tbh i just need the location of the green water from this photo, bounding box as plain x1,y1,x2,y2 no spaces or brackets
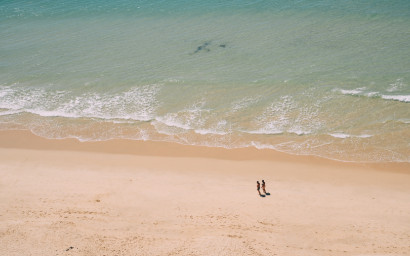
1,0,409,162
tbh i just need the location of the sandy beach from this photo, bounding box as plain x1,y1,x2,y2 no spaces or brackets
0,130,409,256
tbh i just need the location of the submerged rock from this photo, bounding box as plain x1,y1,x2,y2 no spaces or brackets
191,41,227,54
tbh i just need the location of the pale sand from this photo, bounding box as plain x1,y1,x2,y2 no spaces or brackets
0,130,409,256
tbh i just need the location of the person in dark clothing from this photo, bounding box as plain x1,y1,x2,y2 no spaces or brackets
257,181,262,196
261,180,267,194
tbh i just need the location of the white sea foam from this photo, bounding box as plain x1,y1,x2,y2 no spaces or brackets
231,96,260,112
245,127,284,135
194,129,228,135
329,133,351,138
0,109,22,116
252,96,296,134
244,127,310,136
387,78,406,92
0,86,41,110
338,87,366,95
329,133,373,139
154,117,192,131
0,84,161,121
26,109,82,119
194,120,230,135
364,91,380,97
287,129,311,136
381,94,410,103
337,87,380,99
250,141,277,150
153,104,231,137
151,121,179,136
0,87,12,98
250,95,322,136
397,119,410,124
336,86,410,103
0,83,405,163
154,100,210,132
357,134,372,138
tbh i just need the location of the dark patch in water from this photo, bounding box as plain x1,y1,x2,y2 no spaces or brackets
193,41,211,54
191,41,228,55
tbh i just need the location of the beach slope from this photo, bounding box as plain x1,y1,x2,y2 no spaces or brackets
0,130,409,255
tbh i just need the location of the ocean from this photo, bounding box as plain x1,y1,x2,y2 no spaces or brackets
1,0,409,162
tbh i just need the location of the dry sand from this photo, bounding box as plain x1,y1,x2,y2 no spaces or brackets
0,130,409,256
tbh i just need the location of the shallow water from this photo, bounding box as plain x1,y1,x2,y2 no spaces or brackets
1,0,409,162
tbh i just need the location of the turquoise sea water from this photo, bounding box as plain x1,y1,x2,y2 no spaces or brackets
1,0,409,162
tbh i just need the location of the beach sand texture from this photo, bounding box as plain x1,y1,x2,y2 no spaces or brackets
0,130,409,255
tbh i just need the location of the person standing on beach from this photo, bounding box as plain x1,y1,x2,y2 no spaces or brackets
261,180,267,194
257,181,261,196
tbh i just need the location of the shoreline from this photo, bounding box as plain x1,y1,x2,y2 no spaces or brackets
1,129,409,255
0,129,409,173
